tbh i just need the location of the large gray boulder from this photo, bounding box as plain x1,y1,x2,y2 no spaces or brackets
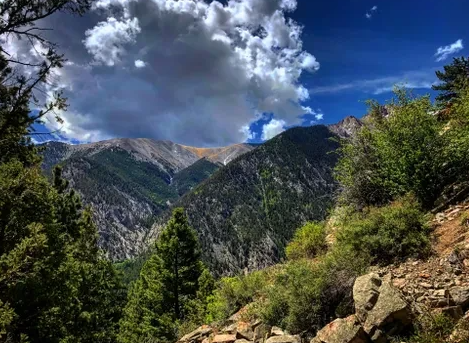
179,326,213,343
353,273,412,342
310,315,370,343
450,287,469,310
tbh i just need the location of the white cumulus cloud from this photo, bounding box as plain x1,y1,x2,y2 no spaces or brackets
435,39,464,62
134,59,146,68
314,112,324,121
83,17,141,66
261,118,286,141
29,0,319,146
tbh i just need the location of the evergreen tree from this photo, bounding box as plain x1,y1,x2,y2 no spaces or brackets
432,56,469,105
118,208,205,343
0,1,126,342
0,163,125,342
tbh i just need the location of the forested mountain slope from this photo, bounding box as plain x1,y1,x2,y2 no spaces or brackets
148,119,361,275
40,139,255,259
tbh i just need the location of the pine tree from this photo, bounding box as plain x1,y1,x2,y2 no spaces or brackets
432,56,469,105
0,163,125,342
0,2,126,341
118,208,205,343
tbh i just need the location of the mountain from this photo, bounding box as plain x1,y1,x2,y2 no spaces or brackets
147,121,357,275
40,139,255,260
328,115,363,137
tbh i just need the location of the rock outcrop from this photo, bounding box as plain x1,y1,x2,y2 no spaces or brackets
178,320,299,343
311,315,369,343
353,273,412,342
311,273,412,343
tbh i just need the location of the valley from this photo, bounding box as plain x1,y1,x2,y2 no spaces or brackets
40,139,255,259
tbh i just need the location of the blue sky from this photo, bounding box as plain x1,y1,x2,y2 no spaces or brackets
26,0,468,146
245,0,468,142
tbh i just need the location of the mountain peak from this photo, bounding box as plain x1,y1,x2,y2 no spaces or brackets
328,116,363,138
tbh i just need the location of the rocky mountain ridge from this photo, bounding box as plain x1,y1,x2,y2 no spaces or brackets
148,123,351,275
40,139,255,260
40,117,362,265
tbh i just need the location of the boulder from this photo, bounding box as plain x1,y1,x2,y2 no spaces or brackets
265,335,300,343
179,326,213,343
353,273,412,342
236,322,254,340
271,327,286,336
253,323,271,343
222,323,238,334
450,287,469,309
310,315,370,343
353,273,382,323
213,334,237,343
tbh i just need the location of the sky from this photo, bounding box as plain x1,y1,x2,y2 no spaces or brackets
7,0,469,146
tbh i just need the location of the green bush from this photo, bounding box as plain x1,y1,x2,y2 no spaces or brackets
259,247,368,335
205,269,271,324
336,195,431,265
286,222,327,260
408,313,456,343
335,89,449,209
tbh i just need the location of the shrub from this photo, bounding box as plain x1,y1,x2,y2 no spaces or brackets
286,222,327,260
460,212,469,227
336,195,431,265
408,313,456,343
205,269,272,324
259,247,368,335
335,89,449,209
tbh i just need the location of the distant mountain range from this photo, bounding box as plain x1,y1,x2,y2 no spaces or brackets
40,117,362,273
40,139,255,260
149,118,362,275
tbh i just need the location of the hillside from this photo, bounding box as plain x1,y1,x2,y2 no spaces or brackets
148,121,361,275
40,139,254,260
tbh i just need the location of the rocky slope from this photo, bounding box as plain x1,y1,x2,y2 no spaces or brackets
177,202,469,343
40,139,255,260
148,121,361,275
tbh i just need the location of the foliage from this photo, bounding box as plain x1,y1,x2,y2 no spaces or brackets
0,0,92,166
0,2,128,342
205,269,273,324
408,313,456,343
118,208,205,343
335,89,450,209
433,56,469,105
336,195,431,265
115,252,151,287
0,163,124,343
441,85,469,186
178,268,216,336
158,125,340,275
285,222,327,260
172,158,219,196
259,247,368,335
